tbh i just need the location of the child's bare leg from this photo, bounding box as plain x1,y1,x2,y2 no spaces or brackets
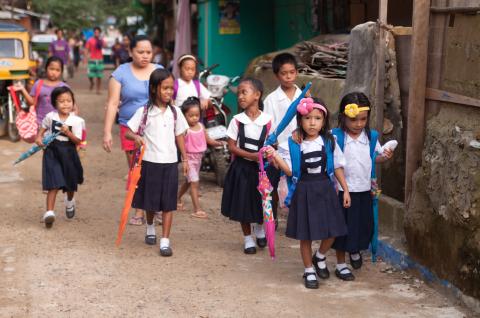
161,211,173,238
46,189,59,211
300,240,313,267
336,249,346,264
189,181,202,212
319,238,335,254
177,180,190,204
241,222,251,235
66,191,74,201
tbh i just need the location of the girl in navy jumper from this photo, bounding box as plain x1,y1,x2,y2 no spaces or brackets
267,97,351,289
221,78,272,255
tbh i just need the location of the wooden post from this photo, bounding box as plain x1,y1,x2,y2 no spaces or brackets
375,0,388,135
426,0,449,117
404,0,431,204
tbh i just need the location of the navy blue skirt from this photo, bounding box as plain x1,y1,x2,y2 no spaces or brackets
221,157,262,224
332,191,373,253
132,161,178,212
286,174,347,241
42,140,83,192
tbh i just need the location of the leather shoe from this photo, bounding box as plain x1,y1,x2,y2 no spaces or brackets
349,253,363,269
145,235,157,245
256,237,267,248
244,246,257,254
312,253,330,279
335,267,355,281
303,272,319,289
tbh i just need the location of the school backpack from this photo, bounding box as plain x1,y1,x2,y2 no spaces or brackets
284,136,335,207
172,79,201,101
331,127,379,180
9,80,43,143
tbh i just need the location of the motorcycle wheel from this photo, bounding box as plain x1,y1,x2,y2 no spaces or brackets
8,122,20,142
213,149,227,188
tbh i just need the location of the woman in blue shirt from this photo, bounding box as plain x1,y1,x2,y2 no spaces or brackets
103,35,163,225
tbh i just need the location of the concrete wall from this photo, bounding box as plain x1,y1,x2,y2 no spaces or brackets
404,13,480,299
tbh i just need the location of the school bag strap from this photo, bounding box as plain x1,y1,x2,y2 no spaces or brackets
137,104,177,137
322,136,335,182
284,136,301,207
172,79,201,101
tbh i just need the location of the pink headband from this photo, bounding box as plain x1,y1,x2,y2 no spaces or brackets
296,98,328,116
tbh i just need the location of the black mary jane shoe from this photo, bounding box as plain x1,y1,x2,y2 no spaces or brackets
145,235,157,245
244,246,257,254
335,267,355,281
65,207,75,219
256,237,267,248
160,246,173,257
312,254,330,279
303,272,319,289
349,253,363,270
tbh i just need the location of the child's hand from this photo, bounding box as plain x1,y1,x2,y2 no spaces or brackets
60,124,70,134
12,82,25,91
382,148,394,160
264,146,276,159
343,191,351,208
182,160,189,176
200,99,209,110
134,135,144,148
35,137,44,147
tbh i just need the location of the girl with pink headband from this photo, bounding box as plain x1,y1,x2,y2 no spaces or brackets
266,97,351,289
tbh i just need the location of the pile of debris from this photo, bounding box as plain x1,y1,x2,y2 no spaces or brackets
296,41,349,79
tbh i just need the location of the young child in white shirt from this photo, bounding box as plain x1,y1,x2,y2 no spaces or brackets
125,68,189,257
263,53,302,229
173,54,211,109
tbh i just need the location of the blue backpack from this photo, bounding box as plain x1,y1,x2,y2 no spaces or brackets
284,136,335,207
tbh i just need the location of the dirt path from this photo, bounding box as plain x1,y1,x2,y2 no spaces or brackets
0,68,473,317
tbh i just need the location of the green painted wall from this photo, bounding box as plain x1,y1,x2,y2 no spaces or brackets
274,0,316,50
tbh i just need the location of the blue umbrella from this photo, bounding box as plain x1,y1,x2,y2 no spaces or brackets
265,82,312,146
13,132,61,166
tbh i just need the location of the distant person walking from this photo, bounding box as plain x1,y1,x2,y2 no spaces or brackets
85,26,106,94
49,29,70,79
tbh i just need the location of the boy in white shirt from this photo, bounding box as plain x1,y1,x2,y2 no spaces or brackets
263,53,302,229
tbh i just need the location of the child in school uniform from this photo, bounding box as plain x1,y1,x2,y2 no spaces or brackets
173,54,211,109
266,97,351,289
263,53,302,228
221,77,272,254
331,92,394,280
125,68,189,257
36,86,84,228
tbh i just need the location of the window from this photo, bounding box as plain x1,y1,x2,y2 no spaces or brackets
0,39,24,58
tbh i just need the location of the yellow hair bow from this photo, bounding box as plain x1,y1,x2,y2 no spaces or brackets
344,103,370,118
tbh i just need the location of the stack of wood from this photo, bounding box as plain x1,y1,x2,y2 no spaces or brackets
296,41,349,79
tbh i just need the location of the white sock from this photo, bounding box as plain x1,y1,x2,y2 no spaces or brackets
43,210,55,219
336,263,348,271
351,253,361,261
304,267,317,281
146,223,155,236
315,251,327,269
64,196,75,209
253,223,265,239
160,238,170,249
244,235,255,249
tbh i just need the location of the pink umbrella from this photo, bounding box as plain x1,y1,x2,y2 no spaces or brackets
258,148,275,259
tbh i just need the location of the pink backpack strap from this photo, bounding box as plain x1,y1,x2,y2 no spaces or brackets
173,79,179,100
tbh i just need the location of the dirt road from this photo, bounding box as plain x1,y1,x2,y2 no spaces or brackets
0,69,473,317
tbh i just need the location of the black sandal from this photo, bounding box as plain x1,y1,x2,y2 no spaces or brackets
160,246,173,257
256,237,267,248
66,206,75,219
244,246,257,254
349,253,363,269
312,254,330,279
303,272,319,289
145,235,157,245
335,267,355,281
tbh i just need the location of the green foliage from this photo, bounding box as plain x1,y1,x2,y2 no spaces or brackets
32,0,143,32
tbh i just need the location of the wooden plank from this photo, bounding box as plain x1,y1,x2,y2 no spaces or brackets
431,6,480,13
426,88,480,108
404,0,431,204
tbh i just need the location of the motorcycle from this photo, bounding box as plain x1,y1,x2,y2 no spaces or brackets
198,64,239,187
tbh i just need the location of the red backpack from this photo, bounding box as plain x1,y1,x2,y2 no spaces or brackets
10,80,43,143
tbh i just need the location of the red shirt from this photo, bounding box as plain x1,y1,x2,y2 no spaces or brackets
86,37,104,60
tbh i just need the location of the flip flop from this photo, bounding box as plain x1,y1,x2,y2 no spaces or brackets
191,210,208,219
129,215,145,225
177,202,185,211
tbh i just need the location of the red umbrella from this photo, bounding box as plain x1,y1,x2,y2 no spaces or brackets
116,146,145,246
258,148,275,259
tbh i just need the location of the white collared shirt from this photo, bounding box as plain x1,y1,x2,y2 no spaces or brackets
174,78,211,107
42,111,85,142
338,130,382,192
226,111,272,157
278,136,346,174
127,105,188,163
263,85,302,144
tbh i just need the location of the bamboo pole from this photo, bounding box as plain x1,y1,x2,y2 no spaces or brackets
405,0,431,204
